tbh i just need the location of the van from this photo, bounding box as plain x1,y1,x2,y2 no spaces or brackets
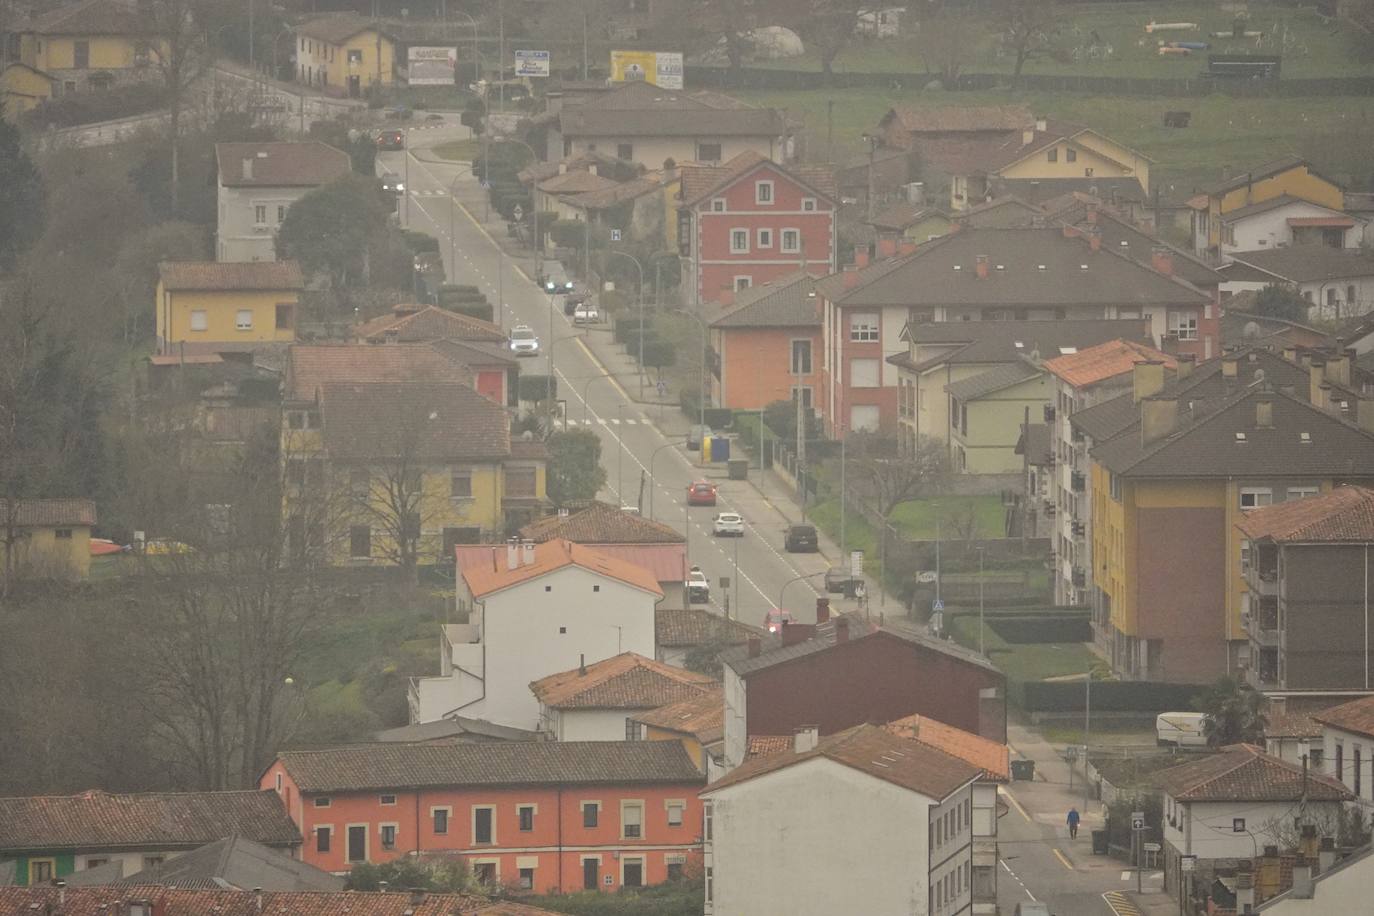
1156,711,1209,747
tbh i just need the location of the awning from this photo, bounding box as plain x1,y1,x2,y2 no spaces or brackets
1287,217,1355,228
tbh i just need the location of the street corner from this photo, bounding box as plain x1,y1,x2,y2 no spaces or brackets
1102,890,1144,916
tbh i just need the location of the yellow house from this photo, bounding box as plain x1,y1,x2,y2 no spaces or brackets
0,499,96,582
1187,156,1346,257
0,63,56,119
9,0,165,94
632,688,725,775
155,261,303,355
294,14,395,96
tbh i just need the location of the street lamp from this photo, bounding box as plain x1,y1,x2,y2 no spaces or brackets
647,439,685,520
582,373,615,424
444,9,481,89
777,571,826,619
605,250,646,397
976,545,986,656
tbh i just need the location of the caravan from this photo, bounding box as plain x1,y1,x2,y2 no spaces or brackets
1156,712,1209,747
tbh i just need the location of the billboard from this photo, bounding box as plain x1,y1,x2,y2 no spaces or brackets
407,46,456,85
609,50,683,90
514,49,551,78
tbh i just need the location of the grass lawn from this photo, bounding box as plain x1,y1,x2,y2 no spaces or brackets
887,494,1004,540
949,612,1097,681
807,496,878,560
433,138,483,161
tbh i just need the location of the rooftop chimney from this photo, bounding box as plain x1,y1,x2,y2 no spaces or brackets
1255,397,1273,428
816,597,830,624
57,881,65,905
1022,128,1035,146
1151,246,1174,277
1299,824,1320,862
854,248,870,270
835,617,850,643
1257,846,1282,899
1035,116,1048,132
1133,360,1165,403
1177,353,1195,379
242,158,254,181
877,238,898,259
793,724,819,754
747,635,761,658
1311,363,1331,412
1062,223,1081,240
1268,696,1287,718
1235,867,1255,912
1086,206,1099,225
843,268,861,290
579,653,587,676
523,539,536,566
254,887,264,913
1222,355,1240,379
1325,350,1352,387
975,254,989,280
1141,396,1179,445
780,620,808,647
1291,859,1314,899
506,538,520,571
1283,346,1299,363
1318,836,1337,875
409,888,427,906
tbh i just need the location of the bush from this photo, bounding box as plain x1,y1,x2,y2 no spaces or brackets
518,374,557,402
614,314,654,344
680,386,702,420
448,301,494,322
703,407,733,429
640,337,677,370
400,230,440,254
21,81,167,128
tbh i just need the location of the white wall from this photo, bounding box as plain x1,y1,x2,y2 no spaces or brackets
1321,724,1374,805
1258,848,1374,913
1223,202,1364,256
1221,276,1374,322
1164,795,1344,861
546,706,647,741
218,181,314,262
722,666,748,771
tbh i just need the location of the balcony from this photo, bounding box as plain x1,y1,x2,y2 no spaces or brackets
1070,472,1086,493
1246,597,1279,645
1071,567,1086,588
1070,521,1086,541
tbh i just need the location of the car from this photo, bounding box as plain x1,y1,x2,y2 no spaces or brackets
509,324,540,357
687,566,710,603
376,128,405,150
381,173,405,196
573,300,600,324
686,481,718,507
686,424,712,451
824,566,862,596
425,112,444,121
762,608,796,634
784,523,819,552
713,512,744,537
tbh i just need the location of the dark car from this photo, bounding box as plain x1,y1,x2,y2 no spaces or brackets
784,524,819,553
686,424,712,451
825,566,861,596
377,129,405,150
384,106,413,120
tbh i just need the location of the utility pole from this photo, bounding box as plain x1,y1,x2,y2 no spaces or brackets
795,363,806,519
617,401,624,501
977,546,985,655
839,435,846,555
1084,670,1092,814
864,133,878,223
248,0,255,71
582,9,589,80
498,0,505,112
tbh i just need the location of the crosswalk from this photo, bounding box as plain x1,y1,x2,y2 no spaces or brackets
560,418,641,426
1102,890,1144,916
410,189,451,197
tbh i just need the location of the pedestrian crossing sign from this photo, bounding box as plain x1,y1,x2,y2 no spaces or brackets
932,599,944,611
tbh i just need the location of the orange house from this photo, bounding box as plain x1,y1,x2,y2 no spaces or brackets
708,273,822,412
260,741,705,893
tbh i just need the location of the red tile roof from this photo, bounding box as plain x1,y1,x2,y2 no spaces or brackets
1237,485,1374,543
655,607,760,648
1313,695,1374,739
1153,744,1352,802
457,542,685,583
633,688,725,741
354,304,506,344
0,886,554,915
318,381,511,462
0,498,96,528
519,500,685,544
681,151,837,207
460,538,664,599
530,652,717,710
158,261,304,292
214,142,351,188
883,714,1010,782
284,343,472,401
1042,338,1176,388
746,735,792,759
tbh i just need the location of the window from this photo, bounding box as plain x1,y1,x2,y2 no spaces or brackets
1168,311,1198,340
1288,486,1319,500
780,228,800,252
1337,742,1345,780
667,858,684,881
276,204,287,223
850,357,880,388
734,275,752,291
1328,287,1338,306
1066,147,1078,162
380,824,396,849
1241,544,1251,573
849,312,879,342
1110,472,1122,501
1047,147,1058,162
697,142,722,162
617,143,633,160
433,808,449,834
54,528,72,539
275,303,294,330
473,862,496,884
621,801,643,838
519,805,535,831
349,526,371,559
473,806,494,844
348,49,363,64
582,802,599,828
730,229,749,253
1357,746,1364,796
451,468,472,498
791,339,812,375
1233,818,1246,833
757,228,773,248
710,198,726,212
316,826,332,852
755,180,774,204
314,797,332,808
236,309,254,330
666,800,684,826
704,802,713,841
801,197,817,211
622,857,644,887
73,40,89,69
625,717,640,741
29,860,54,883
1240,488,1273,509
519,867,535,890
275,773,283,791
791,386,812,408
190,309,208,331
255,204,268,224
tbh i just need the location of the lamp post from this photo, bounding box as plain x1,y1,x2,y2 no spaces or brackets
445,9,480,88
647,439,684,520
976,545,986,656
582,373,614,424
605,250,646,397
778,571,826,619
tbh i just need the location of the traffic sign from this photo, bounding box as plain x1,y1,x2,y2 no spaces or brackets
1180,855,1197,873
1131,812,1146,831
932,598,944,611
512,204,524,221
930,610,943,633
849,550,863,577
1144,842,1161,853
610,229,622,242
656,380,667,396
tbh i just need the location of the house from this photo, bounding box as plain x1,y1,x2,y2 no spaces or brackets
155,261,303,356
818,226,1211,435
1220,299,1333,353
1256,842,1374,913
354,304,517,405
517,500,688,605
1262,699,1327,769
706,273,822,411
1044,343,1176,606
701,724,980,916
679,151,836,306
372,716,540,745
0,886,556,915
550,81,789,170
531,652,717,741
1312,695,1374,803
986,176,1148,216
719,609,1006,771
836,147,917,214
654,607,759,669
260,741,705,891
1189,157,1347,259
0,790,300,886
632,688,725,778
865,201,952,244
215,142,352,263
294,14,395,95
0,62,56,119
1155,744,1352,893
875,104,1033,155
1088,366,1374,682
1236,486,1374,692
855,6,906,37
2,0,164,96
411,539,662,728
1219,247,1374,322
1213,195,1366,258
109,835,344,891
942,360,1054,474
538,168,682,253
0,498,96,582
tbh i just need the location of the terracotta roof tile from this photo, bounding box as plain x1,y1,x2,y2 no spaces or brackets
681,152,835,207
632,688,724,741
158,261,304,292
1264,710,1326,740
0,498,96,527
461,538,663,599
1313,695,1374,739
1238,485,1374,542
563,175,669,211
520,500,684,544
1043,339,1176,388
530,652,716,710
883,714,1010,782
536,170,620,195
318,381,511,463
354,305,506,344
215,142,351,188
284,343,472,401
1153,744,1351,802
745,735,792,759
655,608,760,648
0,886,555,915
0,790,300,853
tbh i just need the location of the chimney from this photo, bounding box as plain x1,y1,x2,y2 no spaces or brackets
522,539,536,566
1309,362,1329,410
254,887,264,913
1035,116,1048,132
1318,836,1337,875
589,164,598,176
780,620,808,647
1062,223,1081,239
1235,867,1255,912
717,288,734,307
579,653,587,675
506,538,520,571
1299,824,1320,862
1222,354,1240,379
1268,696,1288,718
1177,353,1195,379
545,91,563,115
410,888,427,906
1088,227,1102,252
242,158,254,180
1022,128,1035,145
1358,397,1374,434
1141,397,1179,445
1257,846,1282,899
975,254,989,280
1325,350,1352,387
793,724,819,754
747,635,761,658
877,237,898,259
1255,397,1273,428
1291,859,1314,899
1086,206,1099,225
898,240,918,256
854,248,870,270
816,597,830,624
843,268,861,290
1132,360,1165,403
57,880,65,905
835,617,850,643
1283,346,1299,363
1151,246,1174,277
558,162,568,174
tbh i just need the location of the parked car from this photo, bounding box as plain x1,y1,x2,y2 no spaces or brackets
377,128,406,150
381,173,405,196
509,324,540,357
573,300,600,324
713,512,744,537
824,566,861,596
784,523,819,552
762,608,795,634
686,480,718,507
686,424,712,450
538,262,574,294
687,566,710,603
1156,712,1209,747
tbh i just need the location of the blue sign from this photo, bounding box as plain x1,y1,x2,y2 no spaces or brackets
932,599,944,611
656,380,667,396
610,229,622,242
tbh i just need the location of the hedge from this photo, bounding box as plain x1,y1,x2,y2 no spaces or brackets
518,375,557,401
1011,679,1204,714
703,407,733,429
447,302,493,322
401,230,440,254
988,616,1092,645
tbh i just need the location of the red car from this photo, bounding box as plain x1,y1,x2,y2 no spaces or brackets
377,129,405,150
686,481,718,507
763,609,796,634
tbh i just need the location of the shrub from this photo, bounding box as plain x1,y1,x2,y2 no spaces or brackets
21,81,167,128
1014,680,1205,714
401,230,440,254
448,301,493,322
640,337,677,370
518,374,557,401
703,407,733,429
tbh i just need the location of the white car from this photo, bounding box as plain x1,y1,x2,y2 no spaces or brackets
573,301,600,324
713,512,744,537
687,566,710,604
509,325,540,357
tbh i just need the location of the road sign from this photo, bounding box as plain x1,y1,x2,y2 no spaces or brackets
930,610,943,633
1131,812,1146,831
1180,854,1197,873
720,576,731,589
512,204,524,221
932,598,944,611
1144,842,1161,853
916,571,938,583
850,550,863,578
480,180,490,189
656,380,667,396
610,229,622,242
514,49,551,78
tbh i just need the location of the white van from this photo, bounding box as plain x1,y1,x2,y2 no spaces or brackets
1156,712,1209,747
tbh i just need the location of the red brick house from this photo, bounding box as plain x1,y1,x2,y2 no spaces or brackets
679,152,837,307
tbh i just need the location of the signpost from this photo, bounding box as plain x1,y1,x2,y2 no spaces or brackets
514,50,551,78
407,47,457,85
1180,854,1197,916
1132,811,1147,892
849,550,863,578
610,228,621,242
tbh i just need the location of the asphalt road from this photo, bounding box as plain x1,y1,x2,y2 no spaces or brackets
379,124,835,629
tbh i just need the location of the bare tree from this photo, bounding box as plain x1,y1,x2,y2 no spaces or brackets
996,0,1059,84
788,0,866,82
916,11,976,83
847,430,949,518
142,0,212,215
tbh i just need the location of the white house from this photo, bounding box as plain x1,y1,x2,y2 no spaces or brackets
701,723,980,916
215,142,352,263
1156,744,1352,894
1219,247,1374,322
1256,842,1374,913
1312,695,1374,805
408,538,663,729
1216,195,1366,259
530,652,717,742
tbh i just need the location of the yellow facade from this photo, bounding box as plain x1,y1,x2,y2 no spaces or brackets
1201,164,1344,250
155,283,298,349
21,33,160,71
338,31,394,88
0,64,55,118
999,132,1151,194
3,524,92,581
644,727,705,771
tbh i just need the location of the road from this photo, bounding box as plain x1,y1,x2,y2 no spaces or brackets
380,123,835,630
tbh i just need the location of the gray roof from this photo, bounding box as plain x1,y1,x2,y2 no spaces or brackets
1222,247,1374,284
818,228,1210,309
1044,204,1222,289
118,835,344,892
559,81,783,139
276,741,705,793
708,273,821,328
721,618,1000,678
1016,423,1053,465
957,196,1043,229
945,362,1042,401
893,319,1154,373
1219,193,1350,223
986,176,1147,205
372,716,540,743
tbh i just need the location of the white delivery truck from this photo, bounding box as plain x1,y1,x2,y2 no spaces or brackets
1156,711,1209,747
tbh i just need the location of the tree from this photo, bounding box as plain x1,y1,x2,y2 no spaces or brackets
1194,676,1267,747
789,0,866,81
276,175,392,290
916,11,976,83
113,221,208,344
547,428,607,507
141,0,213,215
347,857,476,893
0,115,43,269
846,431,948,517
996,0,1059,83
1251,284,1311,323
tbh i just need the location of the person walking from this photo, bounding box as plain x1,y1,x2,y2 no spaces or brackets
1067,807,1080,839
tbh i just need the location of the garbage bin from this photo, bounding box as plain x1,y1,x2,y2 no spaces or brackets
728,457,749,480
1010,759,1035,781
709,436,731,462
1091,829,1109,855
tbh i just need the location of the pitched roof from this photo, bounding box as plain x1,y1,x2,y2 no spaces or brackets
0,886,553,916
882,105,1032,135
295,14,390,44
816,228,1209,309
1313,695,1374,738
1264,709,1326,740
354,305,506,344
536,170,620,195
867,202,946,232
319,381,510,463
560,82,784,139
1222,247,1374,284
1044,201,1222,289
215,142,351,188
1153,744,1351,802
882,714,1011,782
519,499,685,544
1219,193,1351,223
720,618,1000,678
117,835,344,892
25,0,148,35
530,652,716,710
0,498,96,527
681,151,836,207
275,741,704,793
956,195,1044,228
708,272,821,329
1043,339,1176,388
632,688,725,742
655,607,760,648
461,538,663,599
703,724,980,800
158,261,304,292
0,791,301,853
284,343,472,401
986,176,1148,206
518,152,622,185
896,319,1153,373
944,362,1042,401
1202,156,1313,197
564,175,670,211
1238,485,1374,542
746,735,792,759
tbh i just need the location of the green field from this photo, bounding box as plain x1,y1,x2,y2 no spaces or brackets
433,138,483,161
887,494,1004,540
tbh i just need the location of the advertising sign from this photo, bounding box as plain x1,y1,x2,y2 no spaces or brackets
609,50,683,89
514,49,551,78
407,46,456,86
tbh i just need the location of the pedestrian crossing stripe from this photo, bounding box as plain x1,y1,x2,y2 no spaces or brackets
624,418,636,424
1102,891,1143,916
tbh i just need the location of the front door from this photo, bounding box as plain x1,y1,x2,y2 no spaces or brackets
348,75,361,98
582,857,598,890
347,825,366,863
